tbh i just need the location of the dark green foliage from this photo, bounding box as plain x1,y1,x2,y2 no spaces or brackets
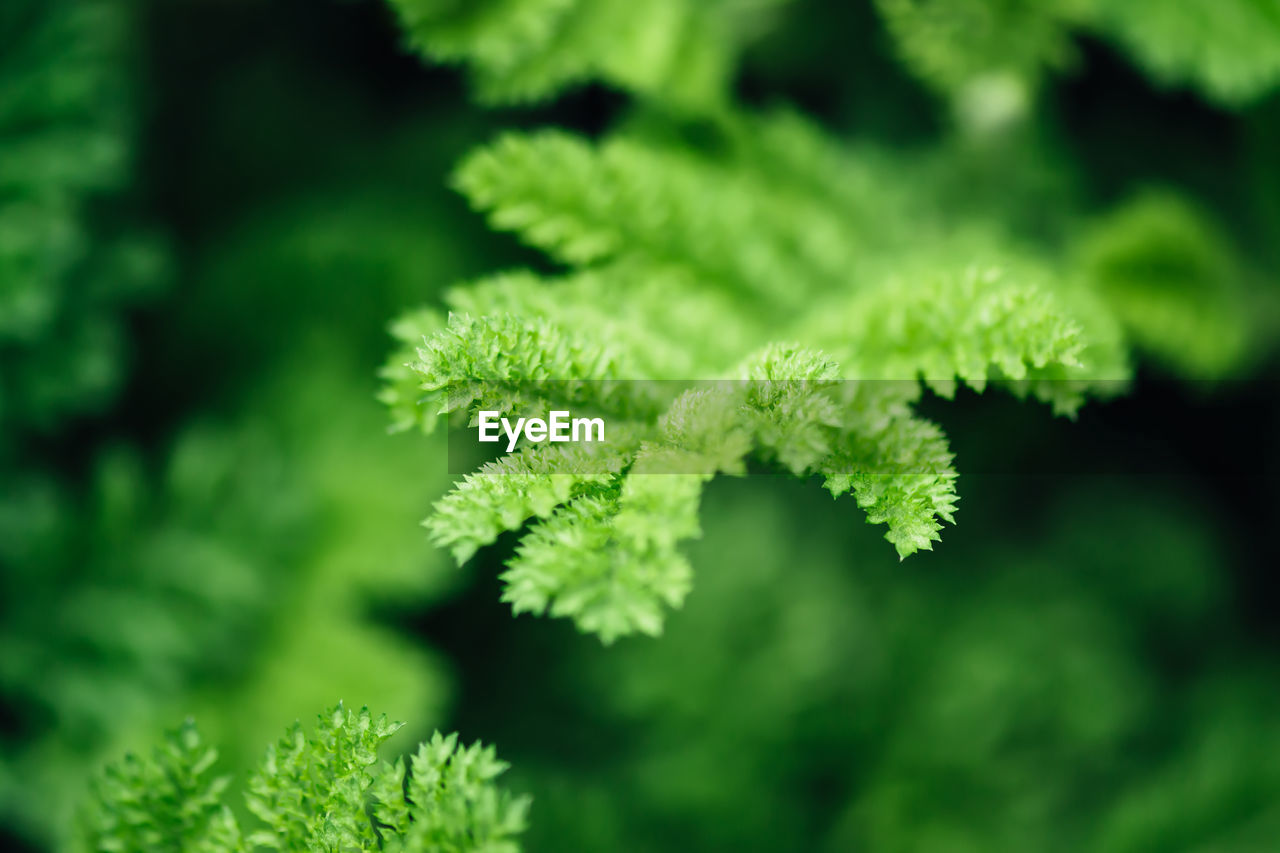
487,478,1278,852
1,58,475,843
0,0,163,439
0,428,306,749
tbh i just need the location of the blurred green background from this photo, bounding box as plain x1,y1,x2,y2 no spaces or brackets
2,0,1279,850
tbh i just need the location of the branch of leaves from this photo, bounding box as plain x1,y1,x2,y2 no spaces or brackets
398,317,961,642
78,703,529,852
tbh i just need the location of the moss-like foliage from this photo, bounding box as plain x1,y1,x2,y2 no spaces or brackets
379,0,1275,644
78,705,529,852
381,111,1140,640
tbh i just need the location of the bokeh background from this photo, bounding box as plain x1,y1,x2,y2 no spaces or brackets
2,0,1279,850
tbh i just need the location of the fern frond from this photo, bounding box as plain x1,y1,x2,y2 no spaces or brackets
386,0,789,105
415,337,966,637
382,109,1144,640
408,312,656,422
651,387,754,476
390,0,573,71
735,345,960,558
377,732,530,853
377,85,1233,642
82,705,528,852
245,705,401,849
78,721,243,853
819,383,959,559
796,259,1127,415
444,266,761,378
427,435,636,564
736,344,843,476
501,481,701,643
823,265,1083,389
452,129,856,309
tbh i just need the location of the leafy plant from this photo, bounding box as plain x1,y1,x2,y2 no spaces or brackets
3,1,1277,850
875,0,1280,120
386,0,790,106
78,704,529,852
0,56,473,842
379,0,1268,643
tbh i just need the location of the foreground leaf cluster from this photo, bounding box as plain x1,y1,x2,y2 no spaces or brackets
78,705,528,852
380,111,1132,641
